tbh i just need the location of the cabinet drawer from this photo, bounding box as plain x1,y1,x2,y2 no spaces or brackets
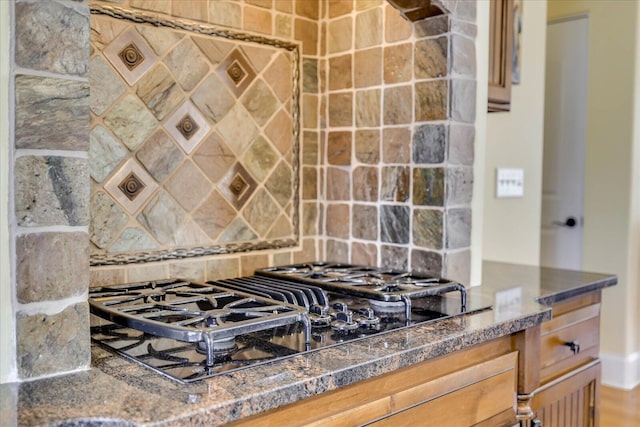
540,304,600,382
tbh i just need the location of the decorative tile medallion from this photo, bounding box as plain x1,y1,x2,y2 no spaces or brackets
164,101,211,154
103,27,157,85
104,159,158,214
217,49,257,97
89,7,300,265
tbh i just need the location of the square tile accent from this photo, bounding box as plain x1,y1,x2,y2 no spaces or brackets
218,163,257,210
103,27,157,85
216,48,257,97
104,158,158,214
163,101,211,154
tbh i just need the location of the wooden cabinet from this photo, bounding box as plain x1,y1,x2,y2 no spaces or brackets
488,0,513,112
523,292,602,427
229,337,519,427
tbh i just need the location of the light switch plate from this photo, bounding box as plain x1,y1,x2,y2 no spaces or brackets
496,168,524,198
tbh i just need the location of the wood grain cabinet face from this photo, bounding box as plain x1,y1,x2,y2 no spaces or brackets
488,0,513,112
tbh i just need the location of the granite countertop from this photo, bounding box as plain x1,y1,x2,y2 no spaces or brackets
1,262,617,427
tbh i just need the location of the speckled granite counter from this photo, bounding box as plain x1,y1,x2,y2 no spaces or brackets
1,262,616,427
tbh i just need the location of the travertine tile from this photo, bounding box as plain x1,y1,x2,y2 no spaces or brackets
89,267,126,288
415,15,449,37
265,109,294,155
169,260,207,283
275,0,293,13
16,75,89,151
243,189,281,236
273,251,293,266
329,93,353,127
355,130,380,164
89,56,126,116
326,239,349,263
109,227,159,253
172,0,208,22
137,191,188,245
385,4,412,42
165,160,211,212
241,254,270,276
380,205,410,244
302,94,319,128
303,131,318,165
382,127,411,164
136,130,185,183
296,0,319,19
327,167,350,201
89,126,127,183
267,214,294,239
164,38,210,91
245,6,273,35
90,14,129,52
209,1,242,29
136,63,184,121
130,0,171,14
191,74,235,124
383,85,412,125
444,250,471,285
413,124,446,164
126,263,169,282
174,220,211,247
295,18,318,56
355,89,381,127
244,137,279,182
138,25,184,56
327,131,352,165
451,34,475,77
355,8,382,49
192,37,234,65
302,57,318,93
448,124,475,165
381,166,409,202
329,55,353,90
90,191,128,249
294,238,319,263
220,218,258,242
265,53,294,101
104,94,158,152
17,232,89,303
384,43,412,84
353,167,378,201
217,104,260,156
15,156,89,227
451,79,476,123
329,0,353,18
302,167,318,200
206,257,241,281
352,204,378,241
412,208,443,249
265,161,294,207
192,190,235,240
328,16,352,54
15,1,89,76
302,202,319,236
17,303,90,379
354,48,382,88
241,79,279,126
413,167,445,206
446,167,473,205
356,0,383,10
326,204,350,238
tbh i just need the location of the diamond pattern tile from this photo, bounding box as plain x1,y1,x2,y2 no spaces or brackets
164,101,211,154
104,27,157,85
104,158,158,214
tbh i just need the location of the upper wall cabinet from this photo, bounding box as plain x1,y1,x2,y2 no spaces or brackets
488,0,513,112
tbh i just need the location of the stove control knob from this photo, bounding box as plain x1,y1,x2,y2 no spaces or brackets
335,309,353,324
333,302,348,313
310,304,329,316
309,304,332,327
357,308,381,327
358,308,375,319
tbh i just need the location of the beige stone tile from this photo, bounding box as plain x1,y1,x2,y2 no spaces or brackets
265,109,294,155
164,38,210,91
90,191,128,249
383,127,411,163
295,18,318,56
293,238,318,263
415,80,448,122
89,267,126,288
244,136,279,182
412,208,443,249
90,56,126,116
302,167,318,200
219,218,258,243
169,260,207,283
275,13,293,38
355,8,382,49
352,204,378,240
384,43,412,84
355,89,381,127
103,158,159,215
108,227,159,253
165,160,211,212
136,129,184,183
136,63,185,121
217,104,260,156
91,14,130,52
381,166,410,202
174,220,211,247
383,85,412,125
328,16,352,54
89,125,127,184
208,1,241,28
328,0,353,18
172,0,208,22
245,6,273,35
17,232,89,303
326,204,350,238
329,54,352,90
296,0,319,19
126,263,169,282
241,78,279,126
137,191,188,245
302,202,319,236
17,303,90,379
326,167,350,201
206,257,241,281
240,254,270,276
302,94,319,129
264,52,292,102
265,161,294,207
355,130,380,164
130,0,171,14
191,74,235,124
353,166,378,201
243,189,281,236
354,48,382,88
328,92,353,127
415,37,448,79
104,94,158,151
356,0,383,10
192,190,236,240
192,36,234,65
384,4,412,43
303,131,318,165
247,0,273,9
444,250,471,286
275,0,293,13
267,214,294,239
327,131,352,165
103,27,158,86
137,25,184,56
326,239,349,262
273,252,293,266
351,242,378,266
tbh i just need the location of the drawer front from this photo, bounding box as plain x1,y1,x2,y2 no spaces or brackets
540,304,600,382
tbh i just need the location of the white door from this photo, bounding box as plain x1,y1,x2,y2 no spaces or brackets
540,16,589,270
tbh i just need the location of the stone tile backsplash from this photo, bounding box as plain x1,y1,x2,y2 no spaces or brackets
7,0,477,382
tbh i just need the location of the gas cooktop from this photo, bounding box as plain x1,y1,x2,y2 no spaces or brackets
89,262,491,383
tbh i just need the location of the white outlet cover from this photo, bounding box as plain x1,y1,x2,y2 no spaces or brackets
496,168,524,198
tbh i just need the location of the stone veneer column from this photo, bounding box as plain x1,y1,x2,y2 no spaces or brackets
323,1,476,285
11,0,91,380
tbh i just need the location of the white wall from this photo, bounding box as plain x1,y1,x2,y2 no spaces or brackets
482,1,548,265
1,0,15,384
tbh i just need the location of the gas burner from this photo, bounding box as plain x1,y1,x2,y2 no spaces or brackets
196,337,238,359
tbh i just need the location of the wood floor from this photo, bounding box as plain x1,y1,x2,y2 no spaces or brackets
600,385,639,426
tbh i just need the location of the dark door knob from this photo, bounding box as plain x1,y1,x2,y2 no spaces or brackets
553,216,577,228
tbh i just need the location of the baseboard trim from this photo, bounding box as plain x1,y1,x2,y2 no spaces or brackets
600,351,640,390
